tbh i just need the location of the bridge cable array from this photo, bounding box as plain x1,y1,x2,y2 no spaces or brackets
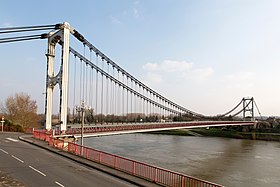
69,29,260,123
0,24,61,44
69,31,205,122
0,23,262,124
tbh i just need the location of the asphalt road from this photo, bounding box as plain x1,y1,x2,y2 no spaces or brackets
0,132,138,187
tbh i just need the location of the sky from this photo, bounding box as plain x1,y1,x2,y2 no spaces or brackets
0,0,280,116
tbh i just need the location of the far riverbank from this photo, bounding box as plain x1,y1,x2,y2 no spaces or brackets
147,128,280,141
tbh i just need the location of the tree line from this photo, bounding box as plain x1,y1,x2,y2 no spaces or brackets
1,92,280,133
0,92,40,132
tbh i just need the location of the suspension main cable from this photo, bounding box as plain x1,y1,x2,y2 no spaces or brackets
72,28,256,119
0,24,57,31
71,31,208,118
0,27,55,35
0,35,44,43
0,34,43,41
69,47,209,116
231,100,252,117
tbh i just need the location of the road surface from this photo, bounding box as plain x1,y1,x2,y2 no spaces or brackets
0,132,139,187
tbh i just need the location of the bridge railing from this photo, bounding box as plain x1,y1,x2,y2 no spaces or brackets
33,130,66,150
48,136,66,150
67,142,223,187
33,129,51,141
33,129,223,187
66,121,255,135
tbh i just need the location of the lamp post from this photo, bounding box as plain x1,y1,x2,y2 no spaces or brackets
75,101,91,149
1,116,4,132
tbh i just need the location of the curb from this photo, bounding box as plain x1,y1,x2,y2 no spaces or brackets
18,136,160,187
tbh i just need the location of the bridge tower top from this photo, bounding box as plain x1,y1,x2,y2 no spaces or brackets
242,97,254,120
242,97,262,121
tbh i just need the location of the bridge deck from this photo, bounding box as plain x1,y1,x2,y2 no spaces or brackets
62,121,256,138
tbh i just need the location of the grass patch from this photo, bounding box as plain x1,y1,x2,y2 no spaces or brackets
192,128,280,141
191,128,245,139
145,128,280,141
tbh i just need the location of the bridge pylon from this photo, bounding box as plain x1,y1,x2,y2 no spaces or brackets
44,22,71,131
242,97,254,121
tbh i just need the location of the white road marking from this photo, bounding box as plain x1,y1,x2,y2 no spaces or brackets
6,138,19,142
0,148,8,154
55,181,65,187
28,166,46,176
11,155,24,163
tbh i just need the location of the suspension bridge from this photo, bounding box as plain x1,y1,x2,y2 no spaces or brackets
0,22,260,134
1,22,263,187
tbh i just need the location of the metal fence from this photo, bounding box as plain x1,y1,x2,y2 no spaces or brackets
65,121,255,135
33,130,224,187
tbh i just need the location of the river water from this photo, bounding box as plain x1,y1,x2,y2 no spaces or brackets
83,133,280,187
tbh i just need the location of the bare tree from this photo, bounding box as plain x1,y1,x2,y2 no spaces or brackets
2,93,38,130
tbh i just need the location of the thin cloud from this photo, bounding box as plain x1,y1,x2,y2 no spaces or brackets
142,72,163,85
192,67,214,82
142,60,193,73
132,0,141,18
142,60,214,85
225,71,255,89
133,8,139,18
110,16,122,25
226,72,255,81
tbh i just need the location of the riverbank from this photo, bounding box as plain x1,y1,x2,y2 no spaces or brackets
192,128,280,141
147,128,280,141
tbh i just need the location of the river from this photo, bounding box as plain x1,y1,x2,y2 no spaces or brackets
83,133,280,187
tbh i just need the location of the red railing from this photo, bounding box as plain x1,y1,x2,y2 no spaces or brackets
67,142,223,187
34,130,66,150
66,121,256,135
33,130,224,187
49,136,66,150
33,129,47,140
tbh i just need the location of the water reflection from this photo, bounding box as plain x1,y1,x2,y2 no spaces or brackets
84,134,280,187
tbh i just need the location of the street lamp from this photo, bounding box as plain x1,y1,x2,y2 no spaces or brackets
1,116,4,132
75,100,90,148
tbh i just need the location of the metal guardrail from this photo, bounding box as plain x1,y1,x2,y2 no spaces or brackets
33,130,224,187
65,121,256,135
67,142,223,187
